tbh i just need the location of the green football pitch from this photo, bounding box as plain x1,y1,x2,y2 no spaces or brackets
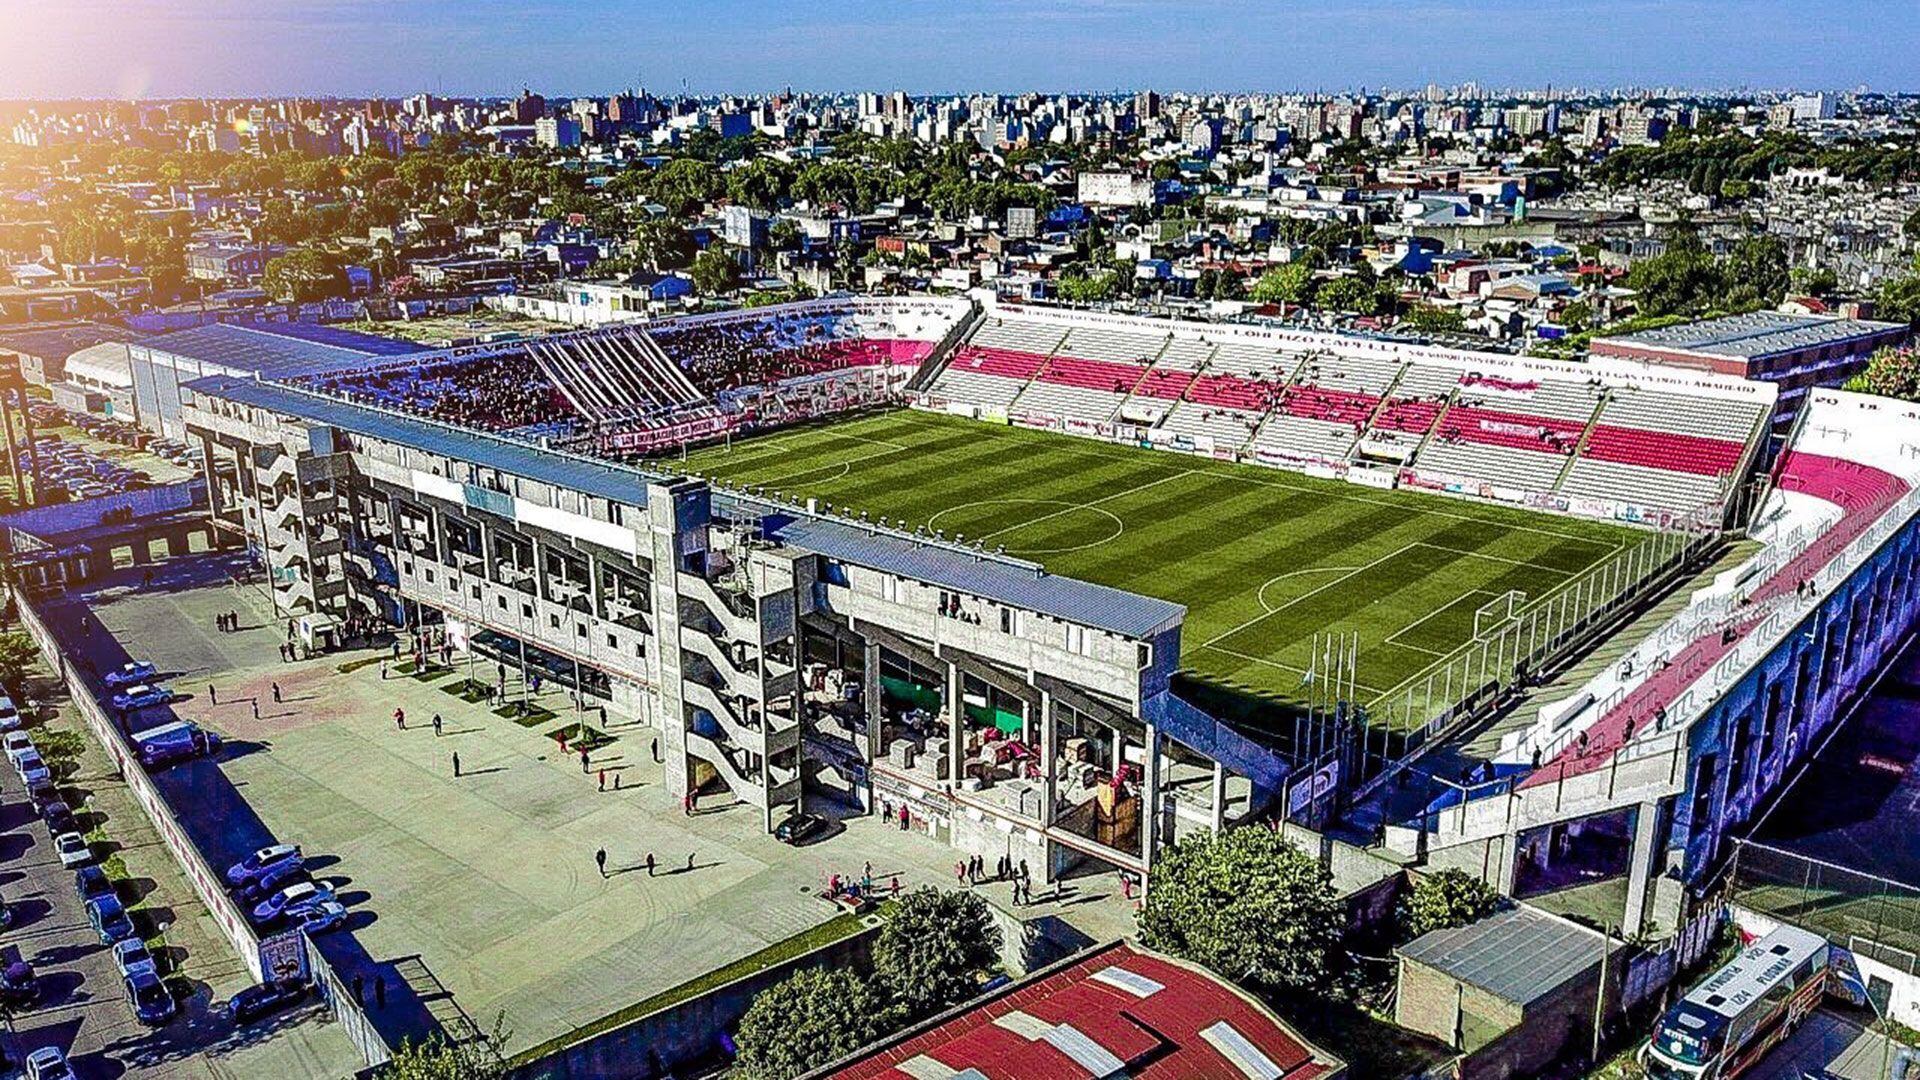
672,409,1649,723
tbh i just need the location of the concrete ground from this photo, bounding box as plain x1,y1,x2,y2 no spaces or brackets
1748,1008,1913,1080
46,557,1138,1061
0,628,362,1079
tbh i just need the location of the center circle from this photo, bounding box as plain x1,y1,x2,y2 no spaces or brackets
927,499,1126,556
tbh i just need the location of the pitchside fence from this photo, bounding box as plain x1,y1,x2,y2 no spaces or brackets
1362,520,1717,763
1729,839,1920,974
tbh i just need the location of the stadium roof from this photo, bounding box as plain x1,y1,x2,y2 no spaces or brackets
1594,311,1904,360
137,322,424,379
817,941,1343,1080
186,377,1183,640
764,513,1184,640
0,321,142,360
1397,905,1620,1008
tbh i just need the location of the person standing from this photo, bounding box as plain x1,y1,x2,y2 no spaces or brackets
595,848,608,878
645,852,655,877
432,714,443,737
598,769,606,792
395,708,406,730
685,852,694,873
580,747,590,774
271,682,281,703
452,751,461,777
208,684,217,704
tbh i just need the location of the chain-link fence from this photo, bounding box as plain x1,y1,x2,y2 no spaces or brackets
1730,839,1920,965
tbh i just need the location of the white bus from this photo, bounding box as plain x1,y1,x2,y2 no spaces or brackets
1640,924,1830,1080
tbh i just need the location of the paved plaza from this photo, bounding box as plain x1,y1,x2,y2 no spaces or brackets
43,556,1136,1059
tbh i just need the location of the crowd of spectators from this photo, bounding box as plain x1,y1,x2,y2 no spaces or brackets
306,354,570,433
652,311,920,394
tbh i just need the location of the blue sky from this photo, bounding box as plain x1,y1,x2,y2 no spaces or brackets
0,0,1913,100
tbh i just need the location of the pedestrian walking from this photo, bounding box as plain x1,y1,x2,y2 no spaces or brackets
432,714,443,737
251,699,259,720
580,747,590,774
271,682,281,703
598,769,606,792
899,804,910,830
614,773,622,791
645,852,655,877
890,875,901,896
955,861,966,885
596,848,608,878
395,707,405,730
686,852,695,873
452,751,461,777
208,684,217,704
380,659,388,680
651,736,661,763
1020,859,1030,884
683,792,694,816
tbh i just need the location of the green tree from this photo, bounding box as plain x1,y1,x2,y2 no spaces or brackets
734,967,899,1080
1056,269,1121,304
1137,827,1343,993
1877,273,1920,328
1316,275,1382,314
382,1017,508,1080
1843,346,1920,400
629,218,696,272
1249,262,1316,305
1558,300,1595,334
0,632,36,690
648,158,721,217
260,247,344,303
1721,235,1790,308
1400,305,1466,335
1400,869,1503,940
689,247,741,295
874,887,1002,1022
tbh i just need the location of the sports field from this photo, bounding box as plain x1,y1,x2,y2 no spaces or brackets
674,409,1649,721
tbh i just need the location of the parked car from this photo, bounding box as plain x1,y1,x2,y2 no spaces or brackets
74,864,111,905
53,833,91,869
226,979,308,1024
774,810,828,845
3,730,33,767
294,900,349,935
251,881,333,926
111,685,173,713
39,799,75,836
226,843,302,889
0,694,22,731
0,960,37,1006
103,661,157,689
86,895,135,945
236,860,309,905
112,938,156,979
23,1046,70,1080
125,970,174,1025
16,751,50,787
26,778,56,809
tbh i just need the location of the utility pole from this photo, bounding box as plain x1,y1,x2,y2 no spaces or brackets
1592,922,1613,1065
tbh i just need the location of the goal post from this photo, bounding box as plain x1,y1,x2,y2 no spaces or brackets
1473,590,1527,639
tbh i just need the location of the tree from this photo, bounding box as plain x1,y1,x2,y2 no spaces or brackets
1056,269,1121,304
1137,827,1343,993
734,967,898,1080
1400,869,1503,940
1720,235,1790,308
1844,346,1920,401
0,632,36,690
1316,274,1384,315
261,247,344,303
1400,305,1466,335
689,247,741,295
1249,262,1316,305
383,1017,508,1080
874,888,1001,1021
1558,300,1595,335
629,218,696,272
1877,273,1920,328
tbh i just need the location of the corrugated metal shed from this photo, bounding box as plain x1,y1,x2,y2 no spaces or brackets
1398,905,1619,1007
140,322,423,378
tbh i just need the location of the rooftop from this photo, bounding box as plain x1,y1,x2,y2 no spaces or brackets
185,377,1185,640
0,320,142,360
1594,310,1904,360
1397,904,1619,1007
820,940,1343,1080
138,322,425,379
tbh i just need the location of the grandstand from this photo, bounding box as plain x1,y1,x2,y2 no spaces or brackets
922,301,1773,525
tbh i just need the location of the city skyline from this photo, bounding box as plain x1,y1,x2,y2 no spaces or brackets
0,0,1914,101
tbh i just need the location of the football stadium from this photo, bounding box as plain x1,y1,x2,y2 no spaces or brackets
30,289,1920,1064
672,407,1650,725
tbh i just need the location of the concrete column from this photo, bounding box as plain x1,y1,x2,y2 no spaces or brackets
946,661,963,785
1210,760,1227,833
1141,723,1161,869
1623,799,1664,937
862,640,882,768
1038,690,1057,829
